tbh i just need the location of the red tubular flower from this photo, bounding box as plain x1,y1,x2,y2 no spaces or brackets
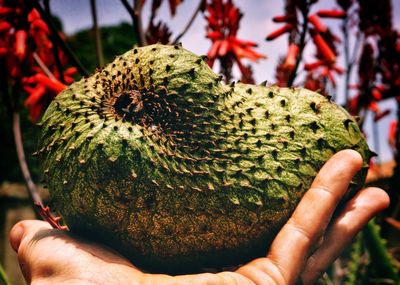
30,19,50,34
0,7,14,16
0,46,7,56
272,15,296,23
304,71,327,95
231,42,264,61
63,67,77,84
34,73,66,94
312,32,336,63
28,8,41,22
207,39,221,65
388,120,397,147
15,29,27,61
0,21,11,33
304,60,324,71
23,73,67,121
308,14,327,33
368,101,379,112
266,24,294,41
372,88,383,100
349,94,360,114
283,43,299,68
24,85,46,122
317,9,347,18
7,55,20,77
218,39,229,56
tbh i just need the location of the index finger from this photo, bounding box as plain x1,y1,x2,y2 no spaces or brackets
238,149,364,284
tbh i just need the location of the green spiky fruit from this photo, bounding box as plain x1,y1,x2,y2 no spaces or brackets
38,44,371,273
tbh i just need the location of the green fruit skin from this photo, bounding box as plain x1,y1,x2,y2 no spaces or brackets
38,44,371,273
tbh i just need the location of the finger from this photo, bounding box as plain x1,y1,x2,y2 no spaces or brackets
9,220,53,283
301,187,389,284
237,150,363,285
9,220,52,252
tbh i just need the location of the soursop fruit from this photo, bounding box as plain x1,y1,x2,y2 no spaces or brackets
38,44,371,273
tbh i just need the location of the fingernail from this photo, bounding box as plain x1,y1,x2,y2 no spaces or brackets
10,224,24,252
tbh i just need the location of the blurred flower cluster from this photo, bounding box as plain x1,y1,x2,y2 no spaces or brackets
348,0,399,147
205,0,265,83
267,0,346,91
0,0,76,121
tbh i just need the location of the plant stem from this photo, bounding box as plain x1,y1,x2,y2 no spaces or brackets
33,52,56,80
343,17,350,107
372,115,381,165
12,112,43,210
90,0,104,67
43,0,65,83
343,19,363,109
172,0,203,44
31,1,89,76
134,0,146,46
120,0,145,46
0,263,11,285
287,4,309,87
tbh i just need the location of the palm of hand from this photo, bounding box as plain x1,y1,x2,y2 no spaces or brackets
10,151,389,285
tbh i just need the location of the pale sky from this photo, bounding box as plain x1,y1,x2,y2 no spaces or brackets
50,0,400,162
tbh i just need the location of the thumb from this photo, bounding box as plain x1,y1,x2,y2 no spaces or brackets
9,220,52,252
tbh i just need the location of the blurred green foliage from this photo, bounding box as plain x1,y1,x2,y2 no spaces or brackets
67,22,136,75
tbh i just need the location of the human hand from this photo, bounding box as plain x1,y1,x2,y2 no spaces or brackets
10,150,389,285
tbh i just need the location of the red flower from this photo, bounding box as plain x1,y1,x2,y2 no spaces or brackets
24,84,46,122
311,32,336,63
371,88,383,100
146,20,172,44
283,43,299,69
304,60,324,71
23,73,66,122
388,120,397,148
317,9,347,19
304,71,327,95
0,1,77,122
15,29,27,61
272,15,296,23
63,67,77,84
308,14,327,33
0,21,11,33
206,0,265,82
266,24,294,41
0,7,14,16
368,101,379,112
